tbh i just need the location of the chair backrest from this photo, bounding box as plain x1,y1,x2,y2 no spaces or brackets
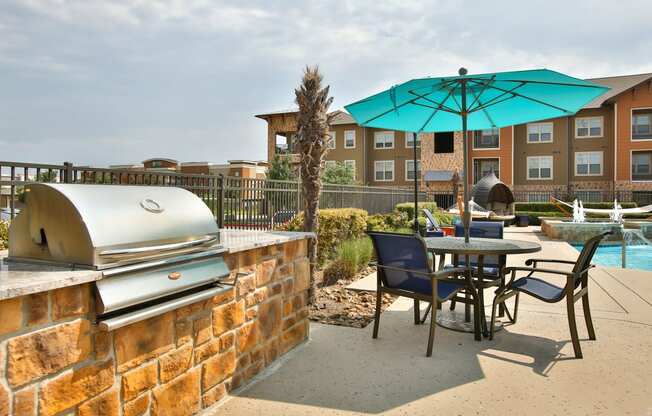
572,231,612,284
367,231,433,295
422,209,441,231
454,221,504,267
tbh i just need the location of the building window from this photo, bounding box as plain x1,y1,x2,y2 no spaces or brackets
324,160,336,170
527,156,553,180
632,109,652,140
374,131,394,149
575,117,603,138
328,131,336,149
473,128,499,149
151,161,162,168
275,135,289,154
473,158,499,183
374,160,394,181
434,132,454,153
344,130,356,148
405,132,421,148
405,160,421,181
632,151,652,181
344,160,356,179
575,151,603,176
527,122,553,143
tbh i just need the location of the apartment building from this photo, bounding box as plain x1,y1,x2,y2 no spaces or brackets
256,110,421,187
257,72,652,200
109,159,268,178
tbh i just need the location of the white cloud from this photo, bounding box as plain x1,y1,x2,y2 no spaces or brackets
0,0,651,165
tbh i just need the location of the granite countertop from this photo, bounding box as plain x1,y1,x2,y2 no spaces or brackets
0,252,102,301
0,230,314,301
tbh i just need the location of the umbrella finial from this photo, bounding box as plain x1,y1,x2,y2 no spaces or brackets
458,67,468,76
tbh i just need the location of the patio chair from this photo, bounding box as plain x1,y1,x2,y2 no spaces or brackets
422,208,445,237
490,231,611,358
448,221,506,315
367,231,473,356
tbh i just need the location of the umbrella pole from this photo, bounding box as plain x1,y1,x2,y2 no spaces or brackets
461,78,471,243
412,132,419,234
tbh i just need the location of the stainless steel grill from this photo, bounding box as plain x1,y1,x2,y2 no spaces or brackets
9,183,232,330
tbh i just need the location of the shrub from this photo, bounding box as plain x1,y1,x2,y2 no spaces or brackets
0,220,8,250
283,208,368,264
366,213,391,231
515,211,565,225
322,259,355,285
395,202,438,219
338,238,373,272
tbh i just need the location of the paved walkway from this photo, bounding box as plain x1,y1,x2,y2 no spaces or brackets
208,227,652,416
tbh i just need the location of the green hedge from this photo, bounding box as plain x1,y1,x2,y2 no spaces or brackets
0,220,8,250
283,208,368,265
395,202,438,220
515,211,565,226
515,201,638,213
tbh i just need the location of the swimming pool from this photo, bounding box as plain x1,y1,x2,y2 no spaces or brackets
571,243,652,271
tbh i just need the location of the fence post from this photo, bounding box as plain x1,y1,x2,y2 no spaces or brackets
296,179,301,214
217,175,225,228
63,162,73,183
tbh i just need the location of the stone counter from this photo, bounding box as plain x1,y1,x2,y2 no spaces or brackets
0,230,313,416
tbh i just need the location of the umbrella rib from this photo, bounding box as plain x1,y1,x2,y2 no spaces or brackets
411,102,462,115
466,76,496,111
467,80,526,113
358,81,448,125
492,78,607,89
467,82,498,128
415,87,458,132
471,79,575,114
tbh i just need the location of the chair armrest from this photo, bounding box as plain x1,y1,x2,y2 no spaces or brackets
503,266,575,278
375,263,466,280
524,258,576,266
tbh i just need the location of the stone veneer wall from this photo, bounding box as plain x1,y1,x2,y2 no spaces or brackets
0,239,310,416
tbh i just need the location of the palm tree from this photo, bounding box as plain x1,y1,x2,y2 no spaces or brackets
294,66,333,304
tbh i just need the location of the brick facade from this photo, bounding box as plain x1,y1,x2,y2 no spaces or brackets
0,239,310,416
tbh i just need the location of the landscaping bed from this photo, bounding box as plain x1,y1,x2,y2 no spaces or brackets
309,266,397,328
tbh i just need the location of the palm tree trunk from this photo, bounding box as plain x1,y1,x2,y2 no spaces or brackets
295,66,333,304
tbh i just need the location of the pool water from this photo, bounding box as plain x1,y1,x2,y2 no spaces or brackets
572,244,652,271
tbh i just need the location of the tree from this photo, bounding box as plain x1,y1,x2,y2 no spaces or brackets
323,162,355,185
294,65,333,304
267,154,296,181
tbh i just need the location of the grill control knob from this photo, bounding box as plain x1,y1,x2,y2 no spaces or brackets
168,272,181,280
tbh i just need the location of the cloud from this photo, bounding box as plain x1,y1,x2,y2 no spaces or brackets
0,0,651,166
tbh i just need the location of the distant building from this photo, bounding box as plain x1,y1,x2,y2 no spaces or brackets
109,159,268,179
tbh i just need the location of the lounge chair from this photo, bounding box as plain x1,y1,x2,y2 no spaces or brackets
490,231,611,358
367,231,471,356
422,208,444,237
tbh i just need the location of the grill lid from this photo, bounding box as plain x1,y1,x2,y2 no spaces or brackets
9,183,219,268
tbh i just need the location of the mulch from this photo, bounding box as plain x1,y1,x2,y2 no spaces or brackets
309,266,397,328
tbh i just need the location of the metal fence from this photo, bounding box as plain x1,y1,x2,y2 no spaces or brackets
0,161,440,229
4,161,650,229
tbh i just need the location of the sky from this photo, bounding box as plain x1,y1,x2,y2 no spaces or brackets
1,0,651,167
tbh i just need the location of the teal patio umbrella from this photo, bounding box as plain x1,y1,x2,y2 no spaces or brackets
345,68,609,242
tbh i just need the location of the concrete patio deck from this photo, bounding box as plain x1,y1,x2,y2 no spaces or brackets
208,227,652,416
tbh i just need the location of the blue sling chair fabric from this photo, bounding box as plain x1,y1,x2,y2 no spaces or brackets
447,221,505,275
367,231,471,356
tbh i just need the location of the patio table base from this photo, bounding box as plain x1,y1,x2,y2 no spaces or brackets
435,309,504,334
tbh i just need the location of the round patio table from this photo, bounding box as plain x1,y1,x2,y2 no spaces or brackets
425,236,541,339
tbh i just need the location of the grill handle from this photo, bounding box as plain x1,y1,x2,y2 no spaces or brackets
99,235,218,257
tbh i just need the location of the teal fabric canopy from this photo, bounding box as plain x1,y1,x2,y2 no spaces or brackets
344,69,609,133
345,68,609,242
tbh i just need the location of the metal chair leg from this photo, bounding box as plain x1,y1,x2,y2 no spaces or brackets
426,301,437,357
489,296,499,340
372,288,382,339
513,292,520,323
449,298,456,311
582,291,596,340
566,294,583,359
498,274,506,318
420,303,432,324
413,299,420,325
